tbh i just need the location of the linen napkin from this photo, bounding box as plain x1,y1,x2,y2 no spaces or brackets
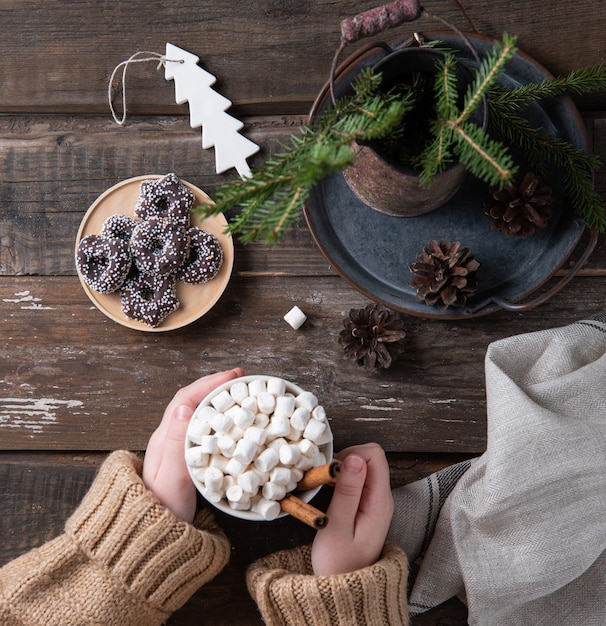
388,311,606,624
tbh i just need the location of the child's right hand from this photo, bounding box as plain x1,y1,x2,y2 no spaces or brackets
311,442,393,575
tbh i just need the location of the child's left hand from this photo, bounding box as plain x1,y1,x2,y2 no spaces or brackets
142,368,244,522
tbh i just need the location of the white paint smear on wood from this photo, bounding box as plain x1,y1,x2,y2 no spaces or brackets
359,404,401,412
353,416,393,422
0,397,83,432
2,290,55,310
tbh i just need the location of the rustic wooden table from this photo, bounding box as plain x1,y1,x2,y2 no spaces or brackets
1,1,605,623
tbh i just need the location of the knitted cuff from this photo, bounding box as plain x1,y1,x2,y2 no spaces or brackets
65,450,230,613
246,542,409,626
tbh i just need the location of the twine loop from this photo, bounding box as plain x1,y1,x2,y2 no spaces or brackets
108,51,184,125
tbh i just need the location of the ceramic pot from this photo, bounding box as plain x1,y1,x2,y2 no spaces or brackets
341,46,487,217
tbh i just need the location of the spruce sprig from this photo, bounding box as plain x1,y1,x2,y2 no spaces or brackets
199,69,414,244
417,34,519,187
489,64,606,114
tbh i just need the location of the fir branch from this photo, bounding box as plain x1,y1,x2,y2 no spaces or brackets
416,117,457,185
198,69,413,243
458,33,517,125
418,35,518,187
436,54,460,120
450,120,518,185
489,63,606,114
563,158,606,232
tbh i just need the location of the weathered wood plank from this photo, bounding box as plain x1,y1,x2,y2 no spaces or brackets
0,274,602,453
0,450,470,625
0,114,605,278
0,0,604,115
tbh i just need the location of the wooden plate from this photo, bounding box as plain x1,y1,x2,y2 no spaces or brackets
75,175,234,331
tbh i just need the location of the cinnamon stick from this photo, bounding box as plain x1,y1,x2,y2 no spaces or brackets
296,460,342,491
280,493,328,529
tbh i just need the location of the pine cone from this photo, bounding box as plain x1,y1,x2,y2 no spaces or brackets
339,303,406,369
485,172,552,238
408,240,480,310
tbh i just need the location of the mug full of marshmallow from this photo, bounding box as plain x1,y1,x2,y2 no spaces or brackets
185,375,334,522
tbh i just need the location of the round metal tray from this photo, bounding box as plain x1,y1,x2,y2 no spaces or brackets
304,32,596,319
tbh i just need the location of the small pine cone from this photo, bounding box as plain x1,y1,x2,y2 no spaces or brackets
485,171,552,238
408,239,480,310
339,303,406,369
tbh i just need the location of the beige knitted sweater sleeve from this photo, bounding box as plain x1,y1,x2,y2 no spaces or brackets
0,450,231,626
247,542,410,625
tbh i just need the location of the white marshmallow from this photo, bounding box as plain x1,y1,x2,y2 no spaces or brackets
295,391,318,412
230,381,249,404
313,451,327,466
267,437,288,452
244,426,267,446
267,377,287,396
241,396,258,414
254,412,270,429
185,446,209,467
256,470,270,485
288,426,303,442
279,443,301,466
312,405,327,422
270,466,292,485
314,425,333,446
190,466,207,482
291,468,304,483
228,425,245,441
248,378,266,397
303,418,327,444
233,438,257,465
225,457,248,477
252,497,281,520
238,470,262,494
211,389,236,412
262,481,286,501
204,466,224,491
226,484,247,504
298,439,318,458
227,405,255,429
290,407,310,431
285,481,298,493
274,395,296,419
199,435,219,455
209,454,230,473
187,418,212,444
196,405,220,423
267,414,290,439
283,305,307,330
217,434,236,457
209,412,233,434
223,474,236,490
203,488,223,503
295,455,315,471
229,499,251,511
257,391,276,415
254,447,279,472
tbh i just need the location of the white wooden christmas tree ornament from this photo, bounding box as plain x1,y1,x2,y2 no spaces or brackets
164,42,259,178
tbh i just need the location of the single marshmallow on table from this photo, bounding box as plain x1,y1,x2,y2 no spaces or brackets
283,305,307,330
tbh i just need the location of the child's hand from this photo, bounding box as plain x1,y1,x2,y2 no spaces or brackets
311,442,393,575
142,368,244,523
